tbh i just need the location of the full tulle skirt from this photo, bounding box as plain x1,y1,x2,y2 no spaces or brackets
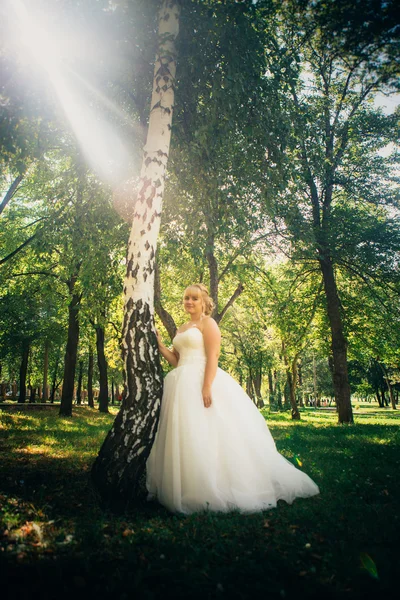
146,363,319,515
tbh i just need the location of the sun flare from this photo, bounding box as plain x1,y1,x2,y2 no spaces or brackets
6,0,132,185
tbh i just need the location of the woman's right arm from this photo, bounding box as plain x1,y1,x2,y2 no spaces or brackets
156,330,179,367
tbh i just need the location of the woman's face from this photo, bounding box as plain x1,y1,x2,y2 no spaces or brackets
183,287,203,316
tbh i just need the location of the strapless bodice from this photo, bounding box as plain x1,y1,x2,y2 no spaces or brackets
173,327,206,366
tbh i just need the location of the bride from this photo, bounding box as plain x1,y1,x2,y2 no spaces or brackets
146,284,319,514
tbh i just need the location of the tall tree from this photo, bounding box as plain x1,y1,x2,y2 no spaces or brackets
261,0,400,422
91,0,180,507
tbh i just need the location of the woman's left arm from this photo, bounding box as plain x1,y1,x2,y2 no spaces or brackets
202,318,221,408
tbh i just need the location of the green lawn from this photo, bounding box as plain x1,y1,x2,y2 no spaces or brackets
0,404,399,599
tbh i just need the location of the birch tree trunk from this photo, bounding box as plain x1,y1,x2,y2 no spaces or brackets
91,0,180,508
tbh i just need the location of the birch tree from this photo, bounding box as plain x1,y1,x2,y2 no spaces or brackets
91,0,180,507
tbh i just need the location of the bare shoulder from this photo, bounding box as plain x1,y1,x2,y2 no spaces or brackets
201,317,221,336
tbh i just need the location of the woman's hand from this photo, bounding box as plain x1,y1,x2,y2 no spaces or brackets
155,329,163,347
202,385,212,408
155,329,179,367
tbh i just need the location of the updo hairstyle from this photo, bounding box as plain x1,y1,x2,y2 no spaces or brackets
186,283,215,316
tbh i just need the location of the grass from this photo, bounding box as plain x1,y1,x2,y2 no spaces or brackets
0,404,399,600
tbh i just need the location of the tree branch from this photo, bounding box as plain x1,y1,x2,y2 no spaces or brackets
154,260,177,341
0,234,37,266
338,258,399,307
291,86,321,228
218,232,272,282
216,282,244,323
0,173,25,215
10,269,66,284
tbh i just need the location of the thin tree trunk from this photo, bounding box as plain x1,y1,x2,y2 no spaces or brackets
0,364,4,401
92,0,180,508
246,375,255,402
283,380,290,409
319,256,353,423
276,385,283,410
76,359,83,405
313,355,319,408
60,280,81,416
253,357,264,408
275,371,283,410
268,369,274,406
217,283,244,323
206,233,219,318
380,363,396,410
383,389,389,407
298,361,304,407
288,359,300,420
50,348,61,403
96,325,109,414
282,341,300,419
29,386,36,404
43,339,49,402
18,343,30,404
87,345,94,408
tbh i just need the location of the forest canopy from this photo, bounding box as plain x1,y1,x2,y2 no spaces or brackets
1,0,399,424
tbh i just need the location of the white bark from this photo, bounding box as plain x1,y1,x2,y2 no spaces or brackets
115,0,179,317
119,0,179,391
92,1,180,505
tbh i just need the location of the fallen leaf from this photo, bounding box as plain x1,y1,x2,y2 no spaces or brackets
122,528,134,537
360,553,379,580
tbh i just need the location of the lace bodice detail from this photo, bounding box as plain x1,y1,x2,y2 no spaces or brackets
173,327,206,366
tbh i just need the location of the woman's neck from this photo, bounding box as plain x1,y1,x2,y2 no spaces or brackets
189,314,203,322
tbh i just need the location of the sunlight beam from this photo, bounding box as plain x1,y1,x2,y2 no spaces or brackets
8,0,134,185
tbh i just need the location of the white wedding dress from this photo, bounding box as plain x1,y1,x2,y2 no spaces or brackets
146,327,319,514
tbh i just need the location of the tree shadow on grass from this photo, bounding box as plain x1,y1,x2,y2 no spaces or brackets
1,410,399,600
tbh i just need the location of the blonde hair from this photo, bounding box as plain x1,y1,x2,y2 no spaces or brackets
185,284,215,316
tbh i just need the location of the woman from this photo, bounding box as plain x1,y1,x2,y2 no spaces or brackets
146,284,319,514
